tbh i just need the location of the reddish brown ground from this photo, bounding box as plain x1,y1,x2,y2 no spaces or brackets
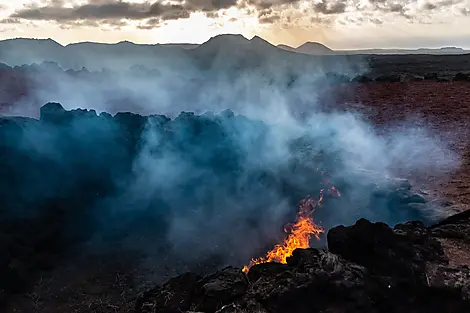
322,81,470,212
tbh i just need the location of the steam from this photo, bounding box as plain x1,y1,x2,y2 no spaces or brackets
0,40,462,283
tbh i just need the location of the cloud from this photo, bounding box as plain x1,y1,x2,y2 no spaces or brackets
137,17,161,29
0,18,21,24
10,1,191,26
243,0,301,10
313,0,347,14
369,17,383,24
257,8,281,23
6,0,465,30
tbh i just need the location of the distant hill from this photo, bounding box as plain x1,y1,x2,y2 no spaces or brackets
276,44,296,52
1,35,469,71
296,42,335,55
277,42,334,55
338,47,470,55
190,34,307,74
0,38,193,71
194,34,279,55
277,42,470,56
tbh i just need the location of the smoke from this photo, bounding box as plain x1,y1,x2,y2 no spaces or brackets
0,38,462,291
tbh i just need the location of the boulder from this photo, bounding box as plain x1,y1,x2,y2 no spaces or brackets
246,262,289,282
135,272,202,313
193,267,248,312
427,264,470,299
327,219,446,284
135,213,470,313
247,248,372,313
39,102,66,123
453,72,470,81
424,72,438,80
431,210,470,242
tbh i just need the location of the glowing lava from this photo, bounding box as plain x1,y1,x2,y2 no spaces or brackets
242,186,340,274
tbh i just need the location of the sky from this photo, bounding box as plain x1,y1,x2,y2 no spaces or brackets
1,0,470,49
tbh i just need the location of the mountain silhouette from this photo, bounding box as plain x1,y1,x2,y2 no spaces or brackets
296,42,335,55
193,34,279,55
0,34,468,71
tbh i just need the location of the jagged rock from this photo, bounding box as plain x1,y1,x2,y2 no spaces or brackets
424,72,438,80
432,209,470,227
246,262,289,282
40,102,66,123
135,212,470,313
351,75,373,83
193,267,248,312
453,72,470,81
246,249,372,313
431,210,470,242
135,272,202,313
427,264,470,297
327,219,446,284
403,193,427,204
99,112,112,119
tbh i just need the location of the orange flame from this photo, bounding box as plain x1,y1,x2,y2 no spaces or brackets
242,187,334,274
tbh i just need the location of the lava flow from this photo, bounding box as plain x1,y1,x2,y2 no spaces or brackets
242,186,340,274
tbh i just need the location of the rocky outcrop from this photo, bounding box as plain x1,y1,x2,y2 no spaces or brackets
0,103,460,310
453,72,470,81
135,212,470,313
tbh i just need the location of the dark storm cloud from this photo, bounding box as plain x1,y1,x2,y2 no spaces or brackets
365,0,405,14
8,0,249,28
137,17,161,29
313,0,347,14
257,8,280,23
423,2,437,9
7,0,464,29
186,0,239,11
243,0,300,10
10,1,190,22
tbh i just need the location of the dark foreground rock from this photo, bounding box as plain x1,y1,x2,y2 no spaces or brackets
136,212,470,313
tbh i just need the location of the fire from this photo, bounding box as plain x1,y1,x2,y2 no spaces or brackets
242,184,339,274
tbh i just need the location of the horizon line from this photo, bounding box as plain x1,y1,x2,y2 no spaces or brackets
0,34,468,51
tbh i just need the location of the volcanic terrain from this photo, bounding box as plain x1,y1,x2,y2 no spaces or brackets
0,38,470,312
